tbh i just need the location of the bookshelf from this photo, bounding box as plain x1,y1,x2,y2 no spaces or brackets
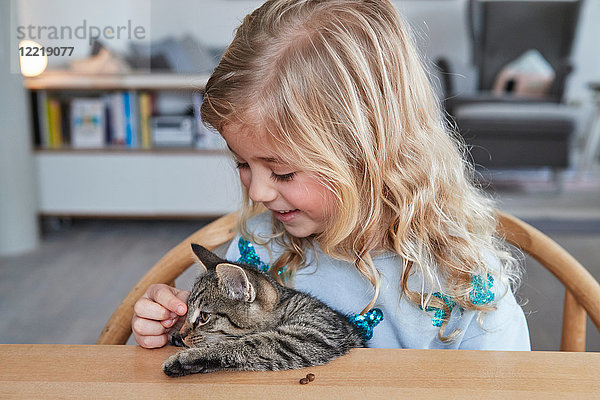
25,72,241,218
23,71,211,91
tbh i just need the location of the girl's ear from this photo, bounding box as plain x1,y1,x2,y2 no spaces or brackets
215,263,256,303
190,243,223,275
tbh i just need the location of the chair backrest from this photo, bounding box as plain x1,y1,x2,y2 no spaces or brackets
96,212,238,346
97,210,600,351
496,211,600,351
468,0,582,100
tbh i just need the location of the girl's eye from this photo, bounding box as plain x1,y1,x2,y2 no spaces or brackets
234,158,294,182
271,172,296,182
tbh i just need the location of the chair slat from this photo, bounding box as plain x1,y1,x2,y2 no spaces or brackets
561,290,587,352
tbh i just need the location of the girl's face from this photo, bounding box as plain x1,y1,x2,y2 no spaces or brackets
221,123,335,238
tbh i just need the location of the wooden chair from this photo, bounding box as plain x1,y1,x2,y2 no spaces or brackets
97,211,600,351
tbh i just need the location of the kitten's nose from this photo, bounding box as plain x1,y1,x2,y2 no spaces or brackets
179,321,193,346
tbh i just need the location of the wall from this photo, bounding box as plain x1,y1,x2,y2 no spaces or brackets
1,0,39,255
14,0,600,102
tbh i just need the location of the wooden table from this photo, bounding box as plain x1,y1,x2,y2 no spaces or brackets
1,345,599,399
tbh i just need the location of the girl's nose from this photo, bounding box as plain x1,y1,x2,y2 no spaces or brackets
248,173,277,203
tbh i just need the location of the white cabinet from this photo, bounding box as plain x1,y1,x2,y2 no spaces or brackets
35,151,241,216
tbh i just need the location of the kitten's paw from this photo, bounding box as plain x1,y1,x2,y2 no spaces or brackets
162,350,214,377
163,354,188,377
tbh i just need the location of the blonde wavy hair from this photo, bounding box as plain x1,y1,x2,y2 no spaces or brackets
201,0,521,341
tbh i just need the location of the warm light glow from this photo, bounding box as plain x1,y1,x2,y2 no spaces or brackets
19,40,48,77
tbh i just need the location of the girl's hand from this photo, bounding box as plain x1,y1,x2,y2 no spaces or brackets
132,284,190,348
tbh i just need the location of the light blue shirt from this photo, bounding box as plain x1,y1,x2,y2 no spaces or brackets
225,212,531,350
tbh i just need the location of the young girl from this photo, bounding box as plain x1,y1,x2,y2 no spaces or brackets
132,0,530,350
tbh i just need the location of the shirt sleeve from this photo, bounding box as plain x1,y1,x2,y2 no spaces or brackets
225,234,242,262
459,283,531,351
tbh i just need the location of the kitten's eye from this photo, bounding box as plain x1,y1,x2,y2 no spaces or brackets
190,309,212,327
198,311,211,325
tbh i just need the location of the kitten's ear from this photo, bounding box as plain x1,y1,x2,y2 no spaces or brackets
215,263,256,303
190,243,223,274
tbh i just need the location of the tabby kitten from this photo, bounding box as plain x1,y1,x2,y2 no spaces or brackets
162,244,365,377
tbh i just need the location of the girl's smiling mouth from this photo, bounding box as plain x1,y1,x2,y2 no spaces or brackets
271,209,300,222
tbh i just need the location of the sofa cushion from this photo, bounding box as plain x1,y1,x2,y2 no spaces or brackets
454,103,577,139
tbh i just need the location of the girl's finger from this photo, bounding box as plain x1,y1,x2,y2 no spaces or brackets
132,316,169,336
133,297,174,321
161,318,178,328
146,284,188,316
136,334,168,349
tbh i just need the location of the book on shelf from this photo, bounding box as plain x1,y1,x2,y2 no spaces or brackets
123,91,139,148
36,90,48,147
151,115,195,147
70,98,106,148
61,99,71,146
33,92,68,148
139,92,153,149
32,89,224,150
48,98,63,148
108,93,126,146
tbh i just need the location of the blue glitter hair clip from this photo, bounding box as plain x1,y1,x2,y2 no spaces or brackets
237,237,271,273
423,292,457,327
348,308,384,341
237,237,287,278
423,273,495,327
470,274,495,305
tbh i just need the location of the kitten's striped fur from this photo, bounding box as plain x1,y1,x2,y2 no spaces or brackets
162,244,365,377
